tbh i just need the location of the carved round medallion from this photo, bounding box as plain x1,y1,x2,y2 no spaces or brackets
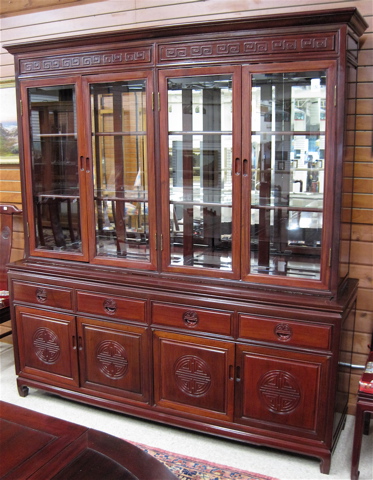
103,298,117,315
96,340,128,379
182,310,199,327
258,370,301,414
174,355,211,397
36,288,48,303
33,327,61,364
274,323,293,342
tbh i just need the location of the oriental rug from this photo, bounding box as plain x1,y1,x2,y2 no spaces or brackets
132,441,280,480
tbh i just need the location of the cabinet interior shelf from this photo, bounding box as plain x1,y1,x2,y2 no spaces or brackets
37,133,77,138
92,131,146,136
251,205,322,212
252,130,325,135
169,130,232,135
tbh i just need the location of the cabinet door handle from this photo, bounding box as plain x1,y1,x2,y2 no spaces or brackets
229,365,234,380
243,158,249,177
78,336,83,351
36,288,47,303
234,157,241,176
80,156,85,171
183,310,199,327
103,298,117,314
236,366,241,382
72,335,77,349
85,157,90,173
274,323,292,342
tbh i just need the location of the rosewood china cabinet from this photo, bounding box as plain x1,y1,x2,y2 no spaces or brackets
5,8,367,474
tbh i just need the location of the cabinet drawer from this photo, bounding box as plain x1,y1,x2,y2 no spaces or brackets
77,291,145,322
238,315,332,350
152,302,232,336
13,281,73,311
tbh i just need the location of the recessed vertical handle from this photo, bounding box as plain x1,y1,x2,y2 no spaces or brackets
85,157,90,173
234,157,241,176
243,158,249,177
80,156,85,171
236,366,241,382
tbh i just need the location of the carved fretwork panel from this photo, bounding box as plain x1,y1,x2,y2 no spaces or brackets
19,47,152,75
153,331,235,421
236,344,330,437
15,306,79,387
77,317,149,402
158,33,336,64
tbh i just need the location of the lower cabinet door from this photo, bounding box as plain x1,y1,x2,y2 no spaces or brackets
235,344,331,439
153,330,235,421
15,306,79,388
77,317,149,403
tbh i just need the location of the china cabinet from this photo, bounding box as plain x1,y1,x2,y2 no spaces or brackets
5,8,367,474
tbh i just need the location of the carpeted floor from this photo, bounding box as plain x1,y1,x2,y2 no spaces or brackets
133,442,280,480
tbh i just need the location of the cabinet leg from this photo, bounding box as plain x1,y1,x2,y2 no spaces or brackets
351,402,365,480
17,382,29,397
363,412,371,436
319,454,331,474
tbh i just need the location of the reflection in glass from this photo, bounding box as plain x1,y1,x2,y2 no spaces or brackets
90,81,150,261
250,71,326,279
167,75,233,270
28,85,81,252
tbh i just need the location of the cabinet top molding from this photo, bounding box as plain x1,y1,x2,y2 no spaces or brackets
4,7,367,55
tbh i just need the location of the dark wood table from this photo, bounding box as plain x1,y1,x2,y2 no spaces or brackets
0,401,178,480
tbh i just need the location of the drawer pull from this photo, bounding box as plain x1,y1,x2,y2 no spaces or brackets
103,298,117,314
274,323,293,342
36,288,47,303
183,310,199,327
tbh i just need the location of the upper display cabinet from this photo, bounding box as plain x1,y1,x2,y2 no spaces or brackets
6,8,367,296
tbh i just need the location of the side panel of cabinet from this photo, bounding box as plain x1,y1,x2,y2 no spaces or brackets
15,306,79,388
77,317,149,403
153,330,235,421
235,344,331,439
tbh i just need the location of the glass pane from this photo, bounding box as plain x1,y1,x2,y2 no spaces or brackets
168,75,233,270
250,71,326,279
28,85,81,252
91,81,150,261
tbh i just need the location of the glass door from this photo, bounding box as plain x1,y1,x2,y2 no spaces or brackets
84,72,156,269
242,61,336,288
21,77,89,260
159,67,241,278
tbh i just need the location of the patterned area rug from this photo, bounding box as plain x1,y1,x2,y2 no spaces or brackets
133,442,279,480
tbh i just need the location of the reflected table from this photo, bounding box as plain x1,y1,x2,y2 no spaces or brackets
0,401,177,480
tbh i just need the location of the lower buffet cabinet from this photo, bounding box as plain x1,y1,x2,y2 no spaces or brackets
10,272,357,475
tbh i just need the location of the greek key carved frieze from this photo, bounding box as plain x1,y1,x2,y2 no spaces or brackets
20,48,151,74
158,33,335,62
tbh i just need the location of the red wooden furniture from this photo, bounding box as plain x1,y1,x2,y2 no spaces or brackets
351,350,373,480
4,8,367,475
0,204,22,338
0,401,177,480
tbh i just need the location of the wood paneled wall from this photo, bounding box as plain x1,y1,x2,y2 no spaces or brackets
1,0,372,413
